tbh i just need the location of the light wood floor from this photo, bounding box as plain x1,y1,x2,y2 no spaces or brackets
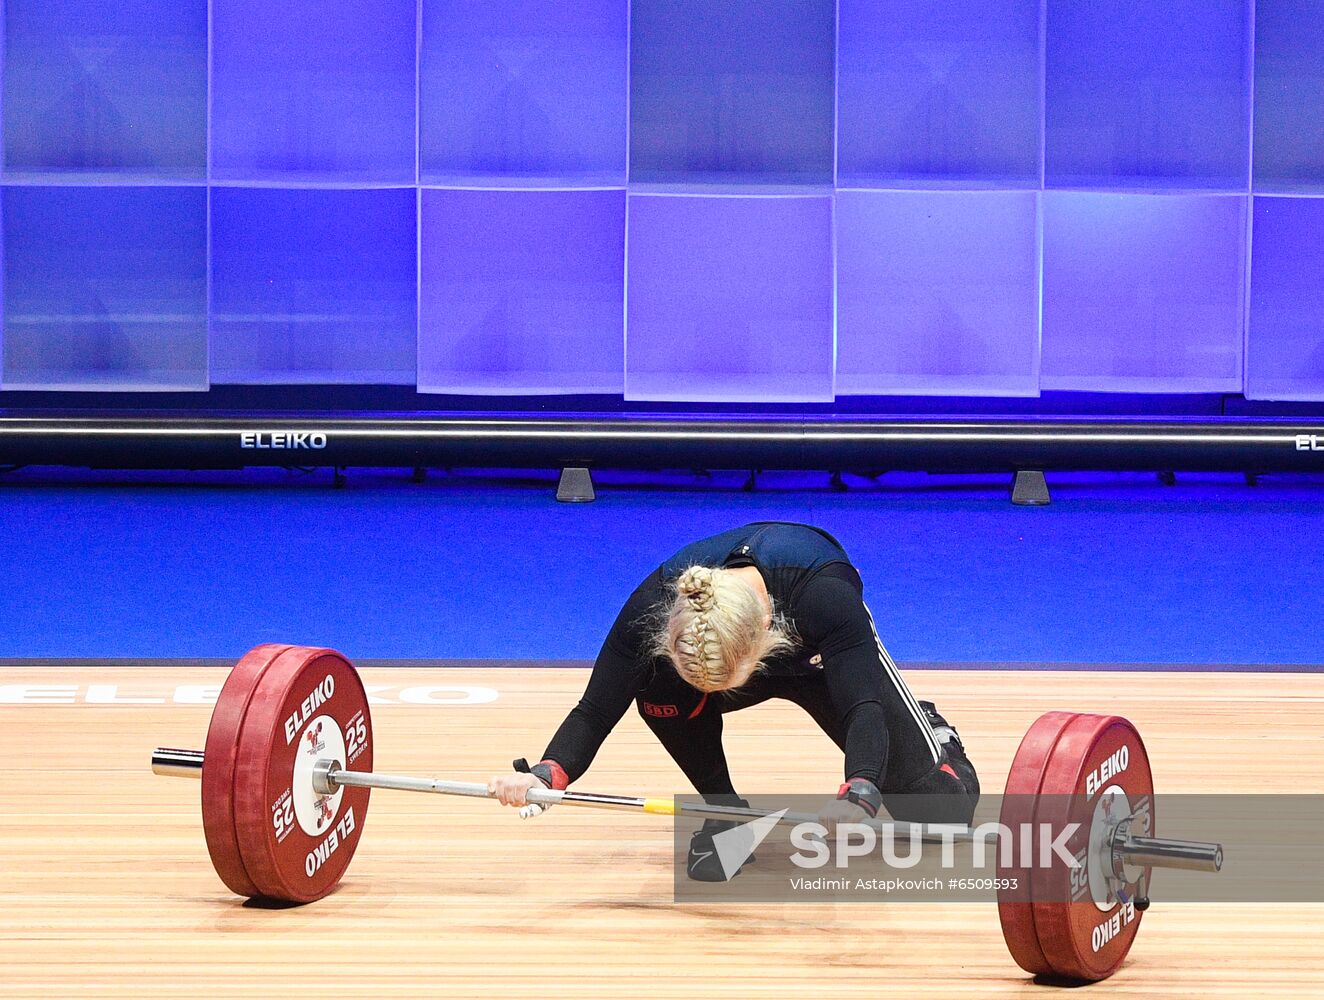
1,667,1321,998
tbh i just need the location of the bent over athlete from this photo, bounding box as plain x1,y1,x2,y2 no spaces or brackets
490,522,979,880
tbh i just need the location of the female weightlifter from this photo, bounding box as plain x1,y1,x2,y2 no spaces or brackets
489,522,979,880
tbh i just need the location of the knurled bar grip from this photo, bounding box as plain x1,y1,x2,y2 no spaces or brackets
151,748,1223,873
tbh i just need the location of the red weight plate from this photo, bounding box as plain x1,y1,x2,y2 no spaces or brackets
996,711,1080,977
202,643,293,898
1031,714,1154,982
232,647,373,903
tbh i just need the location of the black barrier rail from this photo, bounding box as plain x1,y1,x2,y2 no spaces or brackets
1,412,1324,473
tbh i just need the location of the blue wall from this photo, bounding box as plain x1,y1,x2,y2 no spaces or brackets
1,1,1321,401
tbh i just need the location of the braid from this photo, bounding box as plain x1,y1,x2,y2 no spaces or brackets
655,562,795,693
677,566,717,611
675,567,724,687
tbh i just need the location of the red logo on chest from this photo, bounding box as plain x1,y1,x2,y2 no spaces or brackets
642,702,679,718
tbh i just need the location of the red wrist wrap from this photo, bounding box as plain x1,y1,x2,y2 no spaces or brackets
836,777,882,818
538,759,569,791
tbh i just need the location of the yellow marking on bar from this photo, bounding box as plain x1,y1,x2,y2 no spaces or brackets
643,798,675,816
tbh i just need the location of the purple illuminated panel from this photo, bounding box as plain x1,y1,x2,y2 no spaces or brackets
1,186,207,390
1045,1,1250,190
625,195,833,402
420,1,627,185
1246,196,1324,400
836,191,1039,396
1254,2,1324,191
837,0,1040,187
2,0,207,181
210,188,417,384
629,0,834,187
419,190,625,395
1041,192,1246,392
211,1,415,184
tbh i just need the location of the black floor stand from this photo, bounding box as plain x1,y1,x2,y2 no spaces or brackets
1011,470,1051,506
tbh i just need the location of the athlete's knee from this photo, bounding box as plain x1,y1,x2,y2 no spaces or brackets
943,750,980,803
886,769,977,827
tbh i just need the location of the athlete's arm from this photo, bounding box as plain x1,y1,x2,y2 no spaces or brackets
537,571,662,782
795,571,889,788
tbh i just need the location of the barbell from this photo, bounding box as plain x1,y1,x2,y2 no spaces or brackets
151,644,1223,983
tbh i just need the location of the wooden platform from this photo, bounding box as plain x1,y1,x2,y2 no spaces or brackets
1,666,1320,997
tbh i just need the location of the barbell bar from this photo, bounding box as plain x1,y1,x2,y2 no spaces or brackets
149,643,1226,983
151,746,1221,874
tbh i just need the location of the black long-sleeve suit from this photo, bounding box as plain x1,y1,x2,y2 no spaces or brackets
541,522,975,820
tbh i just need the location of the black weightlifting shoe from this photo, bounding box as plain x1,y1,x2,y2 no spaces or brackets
687,815,757,882
920,699,981,802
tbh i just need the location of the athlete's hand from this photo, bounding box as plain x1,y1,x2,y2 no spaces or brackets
488,773,545,807
819,777,882,834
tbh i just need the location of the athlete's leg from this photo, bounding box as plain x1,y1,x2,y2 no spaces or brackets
775,675,978,825
635,671,782,882
633,662,777,801
640,701,757,882
639,701,738,801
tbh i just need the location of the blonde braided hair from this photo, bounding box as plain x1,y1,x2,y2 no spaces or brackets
655,565,794,692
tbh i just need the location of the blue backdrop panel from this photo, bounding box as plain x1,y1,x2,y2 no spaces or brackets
625,194,833,401
1246,196,1324,400
420,0,627,186
629,0,834,187
1,1,1318,400
0,185,206,389
210,187,417,385
837,0,1040,187
211,0,415,184
1253,1,1324,191
1045,0,1250,190
836,190,1040,396
2,0,207,180
1041,192,1246,392
418,189,625,395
